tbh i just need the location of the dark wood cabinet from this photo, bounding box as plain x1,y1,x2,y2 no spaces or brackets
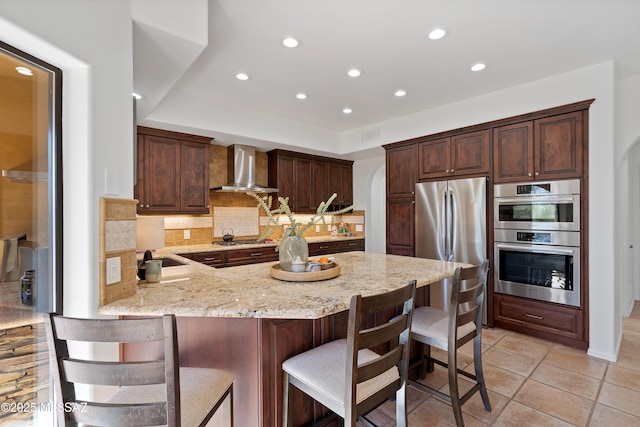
225,246,279,267
308,238,365,256
386,197,415,256
493,111,584,183
186,251,226,268
135,127,211,214
418,130,490,180
268,150,354,212
385,144,416,256
386,144,417,198
494,293,586,349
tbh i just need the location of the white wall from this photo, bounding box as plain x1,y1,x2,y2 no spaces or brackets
351,62,619,360
352,155,385,253
0,0,134,400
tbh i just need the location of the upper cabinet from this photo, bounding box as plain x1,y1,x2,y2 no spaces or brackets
418,129,490,180
493,111,584,183
386,143,417,198
268,150,354,212
135,127,212,214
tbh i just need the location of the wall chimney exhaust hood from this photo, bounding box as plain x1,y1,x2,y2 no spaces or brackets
2,159,48,183
212,144,279,192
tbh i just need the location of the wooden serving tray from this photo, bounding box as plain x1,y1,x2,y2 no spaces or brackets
270,263,341,282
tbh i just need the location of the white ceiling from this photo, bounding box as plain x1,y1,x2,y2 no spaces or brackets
133,0,640,157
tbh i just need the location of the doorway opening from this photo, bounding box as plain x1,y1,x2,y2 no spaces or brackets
0,40,62,425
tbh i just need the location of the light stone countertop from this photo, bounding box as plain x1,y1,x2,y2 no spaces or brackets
98,251,468,320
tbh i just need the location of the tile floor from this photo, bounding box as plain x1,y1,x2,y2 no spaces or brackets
363,302,640,426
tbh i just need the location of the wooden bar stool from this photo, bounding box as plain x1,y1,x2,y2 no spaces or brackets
410,261,491,427
282,280,416,426
44,313,234,427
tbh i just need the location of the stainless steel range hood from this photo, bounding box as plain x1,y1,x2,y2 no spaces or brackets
212,144,278,192
2,159,48,183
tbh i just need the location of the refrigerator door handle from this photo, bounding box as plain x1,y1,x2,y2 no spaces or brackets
447,188,455,261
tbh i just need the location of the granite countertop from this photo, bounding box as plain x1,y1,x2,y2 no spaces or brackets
99,251,468,320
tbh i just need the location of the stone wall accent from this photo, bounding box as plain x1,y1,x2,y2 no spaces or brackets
0,322,49,424
100,198,138,305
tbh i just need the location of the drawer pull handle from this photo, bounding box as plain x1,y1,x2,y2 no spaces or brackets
525,313,543,320
319,245,329,249
203,257,219,261
348,243,357,246
250,253,263,256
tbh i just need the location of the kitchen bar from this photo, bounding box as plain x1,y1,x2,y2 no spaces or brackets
99,251,467,426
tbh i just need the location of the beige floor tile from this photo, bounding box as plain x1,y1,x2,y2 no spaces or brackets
597,382,640,417
414,364,450,391
605,364,640,392
543,349,608,379
589,403,640,426
376,383,428,419
493,401,574,427
407,395,486,427
461,386,508,425
531,363,601,400
622,317,640,333
483,347,541,377
514,380,594,426
481,363,527,398
619,336,640,355
358,409,394,427
613,350,640,373
494,334,552,360
623,328,640,343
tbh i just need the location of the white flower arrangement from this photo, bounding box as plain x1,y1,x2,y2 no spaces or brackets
247,191,354,241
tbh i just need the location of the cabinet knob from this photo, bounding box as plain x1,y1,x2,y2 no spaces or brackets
527,173,532,177
145,204,150,208
450,169,454,173
535,171,540,176
446,169,450,173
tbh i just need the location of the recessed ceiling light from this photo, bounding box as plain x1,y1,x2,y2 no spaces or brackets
470,63,486,72
428,28,446,40
343,108,353,114
235,72,250,80
282,37,299,48
132,92,144,100
296,93,308,100
395,90,407,97
15,66,33,76
347,69,361,77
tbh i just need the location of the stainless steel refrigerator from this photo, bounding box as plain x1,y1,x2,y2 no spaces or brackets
415,176,487,323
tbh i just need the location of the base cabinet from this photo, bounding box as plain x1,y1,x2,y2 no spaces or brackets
494,293,586,349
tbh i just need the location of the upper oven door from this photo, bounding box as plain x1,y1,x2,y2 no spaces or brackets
494,194,580,231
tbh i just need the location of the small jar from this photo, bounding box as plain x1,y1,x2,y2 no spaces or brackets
290,256,306,273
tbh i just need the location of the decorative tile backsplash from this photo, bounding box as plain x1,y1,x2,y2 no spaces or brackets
213,207,259,237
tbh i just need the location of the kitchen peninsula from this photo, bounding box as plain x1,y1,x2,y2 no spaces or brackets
99,251,467,426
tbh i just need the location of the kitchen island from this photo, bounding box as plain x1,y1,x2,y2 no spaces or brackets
99,251,467,426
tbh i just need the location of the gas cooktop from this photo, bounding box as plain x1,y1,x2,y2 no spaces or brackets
212,239,273,246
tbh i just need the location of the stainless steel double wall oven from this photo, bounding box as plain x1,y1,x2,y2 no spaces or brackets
494,179,581,307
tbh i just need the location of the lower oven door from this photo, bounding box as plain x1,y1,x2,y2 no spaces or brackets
495,242,580,307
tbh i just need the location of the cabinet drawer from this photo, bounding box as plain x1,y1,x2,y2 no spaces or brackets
309,241,342,256
495,294,583,340
339,239,365,252
225,247,279,267
189,251,226,268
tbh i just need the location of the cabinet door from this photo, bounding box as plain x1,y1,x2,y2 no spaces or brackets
418,138,450,180
143,135,181,213
534,111,583,180
294,158,313,212
386,197,414,256
339,163,353,205
180,140,210,213
450,130,490,177
311,160,328,210
326,162,341,204
493,121,534,183
386,144,417,197
271,155,295,209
